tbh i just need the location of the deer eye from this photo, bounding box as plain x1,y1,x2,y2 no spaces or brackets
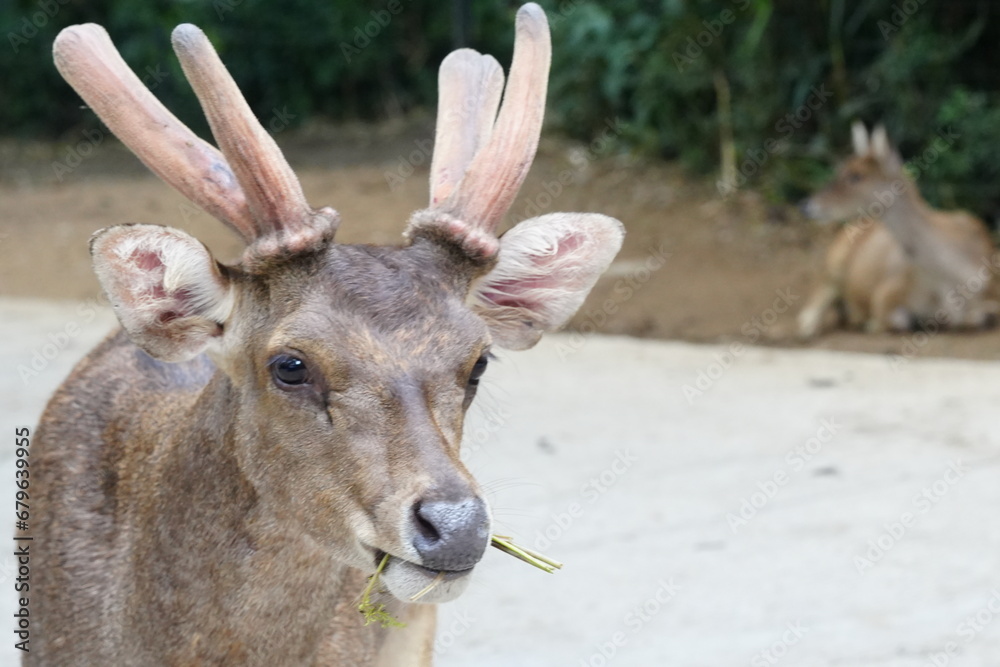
271,355,311,387
468,354,489,387
846,172,862,184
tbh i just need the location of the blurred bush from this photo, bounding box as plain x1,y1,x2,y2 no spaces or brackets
544,0,1000,222
0,0,511,139
3,0,1000,220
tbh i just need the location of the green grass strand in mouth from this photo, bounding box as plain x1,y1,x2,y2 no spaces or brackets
489,535,564,573
358,553,407,629
358,537,562,626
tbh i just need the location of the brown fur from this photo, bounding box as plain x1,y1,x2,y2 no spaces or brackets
30,243,488,666
799,125,998,336
32,8,624,664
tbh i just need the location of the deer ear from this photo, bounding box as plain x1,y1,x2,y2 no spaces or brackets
851,121,869,156
870,124,890,157
90,224,234,362
469,213,624,350
870,124,903,173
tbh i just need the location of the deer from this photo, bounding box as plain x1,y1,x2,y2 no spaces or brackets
798,122,997,337
27,5,623,665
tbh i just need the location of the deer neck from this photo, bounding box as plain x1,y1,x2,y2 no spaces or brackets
876,180,978,285
126,370,423,663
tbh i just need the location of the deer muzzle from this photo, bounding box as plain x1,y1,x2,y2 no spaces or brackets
379,489,491,604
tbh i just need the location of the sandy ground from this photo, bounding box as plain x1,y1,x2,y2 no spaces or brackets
2,298,999,666
4,130,1000,362
3,127,1000,665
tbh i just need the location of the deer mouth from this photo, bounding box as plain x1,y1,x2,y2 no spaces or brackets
376,552,476,604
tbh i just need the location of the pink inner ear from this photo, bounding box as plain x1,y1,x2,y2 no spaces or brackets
122,246,193,323
156,309,182,324
131,248,165,271
555,231,584,252
157,287,195,324
480,276,553,309
128,248,170,300
480,286,531,310
478,231,587,310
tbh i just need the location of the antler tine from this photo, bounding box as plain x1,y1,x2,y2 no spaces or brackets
429,50,504,207
53,24,255,241
171,25,337,251
440,3,551,233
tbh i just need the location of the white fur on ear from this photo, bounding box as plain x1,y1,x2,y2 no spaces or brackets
869,124,903,174
469,212,624,350
91,224,234,362
871,124,890,159
852,121,869,156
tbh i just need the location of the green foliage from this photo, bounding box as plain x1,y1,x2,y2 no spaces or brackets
542,0,1000,222
917,88,1000,221
3,0,1000,220
0,0,511,138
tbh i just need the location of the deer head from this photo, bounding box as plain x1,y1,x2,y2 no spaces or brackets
802,121,907,223
53,4,623,605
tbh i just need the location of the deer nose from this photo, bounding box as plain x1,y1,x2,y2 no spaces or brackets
411,495,490,571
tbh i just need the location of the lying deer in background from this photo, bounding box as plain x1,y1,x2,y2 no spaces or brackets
29,5,623,665
798,122,997,337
